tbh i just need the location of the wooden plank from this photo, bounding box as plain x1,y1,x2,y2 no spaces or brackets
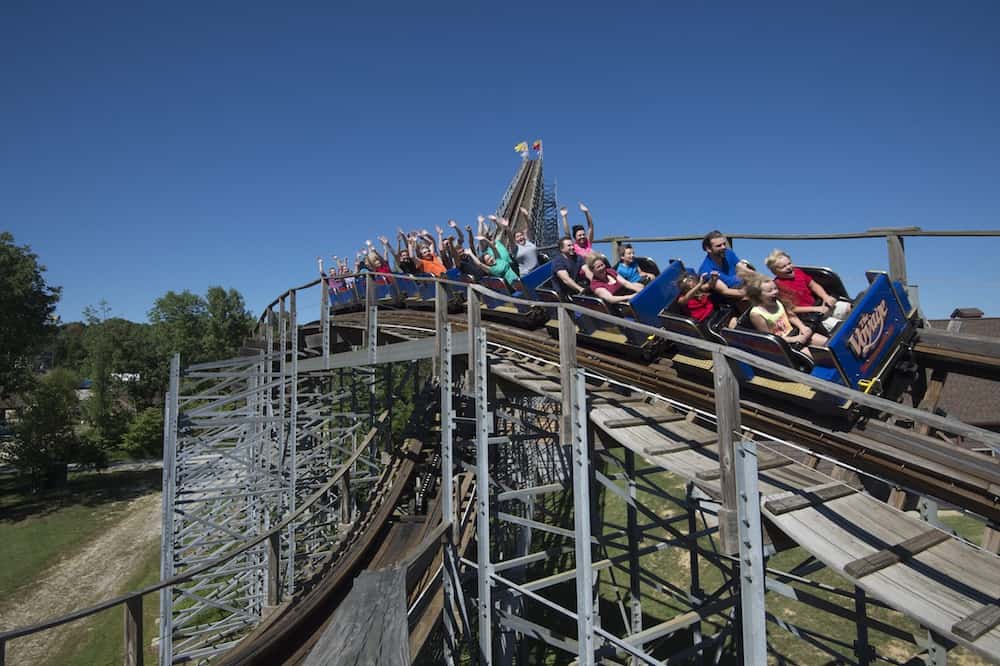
604,413,685,429
303,567,410,666
763,483,857,516
953,604,1000,642
696,455,791,481
843,529,951,579
661,420,718,446
589,396,648,405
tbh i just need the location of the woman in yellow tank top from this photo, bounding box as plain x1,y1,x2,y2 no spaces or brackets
746,278,828,357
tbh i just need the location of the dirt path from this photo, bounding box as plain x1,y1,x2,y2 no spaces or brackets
0,492,162,665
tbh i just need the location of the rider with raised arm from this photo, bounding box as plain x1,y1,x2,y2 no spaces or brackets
510,206,540,274
463,218,520,287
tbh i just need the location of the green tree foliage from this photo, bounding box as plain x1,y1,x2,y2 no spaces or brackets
3,369,81,490
0,232,60,397
204,287,255,360
121,407,164,457
53,322,88,371
149,287,253,365
148,290,209,364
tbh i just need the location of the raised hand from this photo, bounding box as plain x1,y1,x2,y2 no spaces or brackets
497,217,509,227
365,239,372,246
465,224,473,232
378,235,389,245
448,219,458,229
477,215,485,225
519,206,530,219
559,206,568,218
435,225,444,235
578,202,589,213
487,214,498,222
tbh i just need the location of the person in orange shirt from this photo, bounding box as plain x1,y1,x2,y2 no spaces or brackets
408,229,448,276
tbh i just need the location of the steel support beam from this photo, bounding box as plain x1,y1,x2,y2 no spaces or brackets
158,353,180,666
437,282,457,665
472,325,493,664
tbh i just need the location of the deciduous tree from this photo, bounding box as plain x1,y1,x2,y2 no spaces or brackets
0,232,60,397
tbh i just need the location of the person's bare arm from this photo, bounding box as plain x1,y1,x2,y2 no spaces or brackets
559,206,570,237
579,202,595,242
494,217,513,245
788,312,827,345
593,286,635,304
465,225,476,255
712,280,745,299
616,274,644,294
749,310,771,335
517,206,532,235
808,279,838,308
555,268,584,295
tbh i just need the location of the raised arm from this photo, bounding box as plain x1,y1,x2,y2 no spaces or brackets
379,236,400,264
517,206,532,235
559,206,570,237
579,203,595,242
465,225,476,254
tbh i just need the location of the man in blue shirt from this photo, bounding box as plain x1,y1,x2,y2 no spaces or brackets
698,230,748,300
551,237,586,298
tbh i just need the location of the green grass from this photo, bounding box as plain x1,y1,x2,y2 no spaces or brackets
0,469,161,601
585,454,993,665
42,545,162,666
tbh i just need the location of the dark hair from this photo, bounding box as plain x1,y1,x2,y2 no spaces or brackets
572,224,585,236
559,236,574,245
621,243,633,250
702,230,726,251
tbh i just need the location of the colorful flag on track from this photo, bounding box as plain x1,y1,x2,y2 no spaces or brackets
514,141,529,153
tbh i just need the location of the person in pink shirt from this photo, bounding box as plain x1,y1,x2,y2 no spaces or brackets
584,254,642,305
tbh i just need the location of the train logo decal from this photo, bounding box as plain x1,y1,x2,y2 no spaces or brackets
847,299,888,360
828,274,910,390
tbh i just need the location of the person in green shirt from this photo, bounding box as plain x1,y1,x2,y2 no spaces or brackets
463,224,519,287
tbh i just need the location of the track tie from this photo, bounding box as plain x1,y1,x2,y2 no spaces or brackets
695,455,792,481
604,414,685,429
763,482,857,515
953,603,1000,642
843,528,951,579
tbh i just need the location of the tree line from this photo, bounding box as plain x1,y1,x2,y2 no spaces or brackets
1,231,255,489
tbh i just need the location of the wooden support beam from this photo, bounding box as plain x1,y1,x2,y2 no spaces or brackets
712,349,741,555
843,529,950,579
952,603,1000,642
763,483,857,516
124,596,143,666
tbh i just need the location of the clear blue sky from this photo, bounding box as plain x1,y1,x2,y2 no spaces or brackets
4,1,998,323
